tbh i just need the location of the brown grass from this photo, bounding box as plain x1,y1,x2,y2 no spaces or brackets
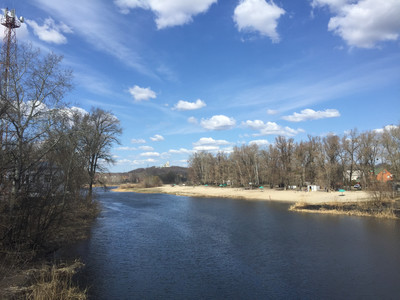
290,200,399,219
1,260,87,300
26,260,87,300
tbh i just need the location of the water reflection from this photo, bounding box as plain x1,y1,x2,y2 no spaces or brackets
69,189,400,299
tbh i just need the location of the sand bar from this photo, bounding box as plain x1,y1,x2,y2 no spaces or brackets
112,184,371,204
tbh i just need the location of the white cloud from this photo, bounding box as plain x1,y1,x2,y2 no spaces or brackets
192,137,232,152
131,138,146,144
129,85,156,101
114,0,217,29
188,116,198,124
374,124,399,134
140,152,160,157
249,139,269,146
311,0,350,12
150,134,164,141
169,148,194,154
116,146,137,151
139,145,154,151
193,137,231,147
30,0,154,75
193,145,221,151
70,106,88,116
200,115,236,131
233,0,285,42
115,159,135,165
173,99,206,111
243,120,304,136
26,17,73,44
314,0,400,48
267,109,278,115
282,108,340,122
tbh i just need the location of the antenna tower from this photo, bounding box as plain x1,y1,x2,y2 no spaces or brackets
0,8,23,145
1,8,23,96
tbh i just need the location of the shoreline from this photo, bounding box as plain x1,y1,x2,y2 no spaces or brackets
111,184,400,219
111,184,371,204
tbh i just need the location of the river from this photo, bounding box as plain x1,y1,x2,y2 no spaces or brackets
67,188,400,299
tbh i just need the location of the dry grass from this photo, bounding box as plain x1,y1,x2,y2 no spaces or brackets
27,261,86,300
2,260,88,300
290,200,399,219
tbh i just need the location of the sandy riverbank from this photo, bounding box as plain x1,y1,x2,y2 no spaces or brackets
112,184,371,204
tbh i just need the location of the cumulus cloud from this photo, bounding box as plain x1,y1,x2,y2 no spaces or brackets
116,158,157,165
140,152,160,157
57,106,88,121
26,17,72,44
193,137,231,146
200,115,236,131
243,120,303,136
374,124,399,133
282,108,340,122
313,0,400,48
139,145,154,151
249,139,269,146
150,134,164,141
192,137,231,151
233,0,285,42
131,138,146,144
114,0,217,29
169,148,194,154
173,99,206,111
116,146,137,151
129,85,156,101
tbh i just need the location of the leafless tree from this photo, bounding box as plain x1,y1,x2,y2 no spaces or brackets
381,124,400,179
319,134,342,189
78,108,122,198
0,44,72,209
357,130,381,188
275,136,295,189
342,128,360,187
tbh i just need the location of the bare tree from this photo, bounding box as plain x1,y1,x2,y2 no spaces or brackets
275,136,295,189
381,124,400,179
342,128,360,187
78,108,122,198
357,130,381,188
319,134,342,189
1,44,72,209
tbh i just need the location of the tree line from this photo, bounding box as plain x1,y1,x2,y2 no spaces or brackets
188,127,400,191
0,43,121,254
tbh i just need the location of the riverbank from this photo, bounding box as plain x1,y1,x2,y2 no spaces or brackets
113,184,400,219
290,201,400,219
112,184,371,204
0,201,99,299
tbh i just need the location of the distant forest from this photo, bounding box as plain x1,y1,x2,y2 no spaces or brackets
99,166,188,185
187,127,400,191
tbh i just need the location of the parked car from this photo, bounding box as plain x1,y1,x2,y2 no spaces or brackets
354,183,361,190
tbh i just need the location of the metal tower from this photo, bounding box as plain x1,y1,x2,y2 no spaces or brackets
1,8,23,97
0,8,23,178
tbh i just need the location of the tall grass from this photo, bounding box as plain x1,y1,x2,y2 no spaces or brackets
26,260,87,300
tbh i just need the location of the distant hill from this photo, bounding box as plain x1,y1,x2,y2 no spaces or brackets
128,166,188,184
98,166,188,184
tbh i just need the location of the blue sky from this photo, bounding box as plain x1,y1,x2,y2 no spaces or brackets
7,0,400,172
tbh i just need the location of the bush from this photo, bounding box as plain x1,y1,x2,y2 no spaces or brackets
140,176,163,188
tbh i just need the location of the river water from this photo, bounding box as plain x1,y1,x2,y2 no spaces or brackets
68,189,400,299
